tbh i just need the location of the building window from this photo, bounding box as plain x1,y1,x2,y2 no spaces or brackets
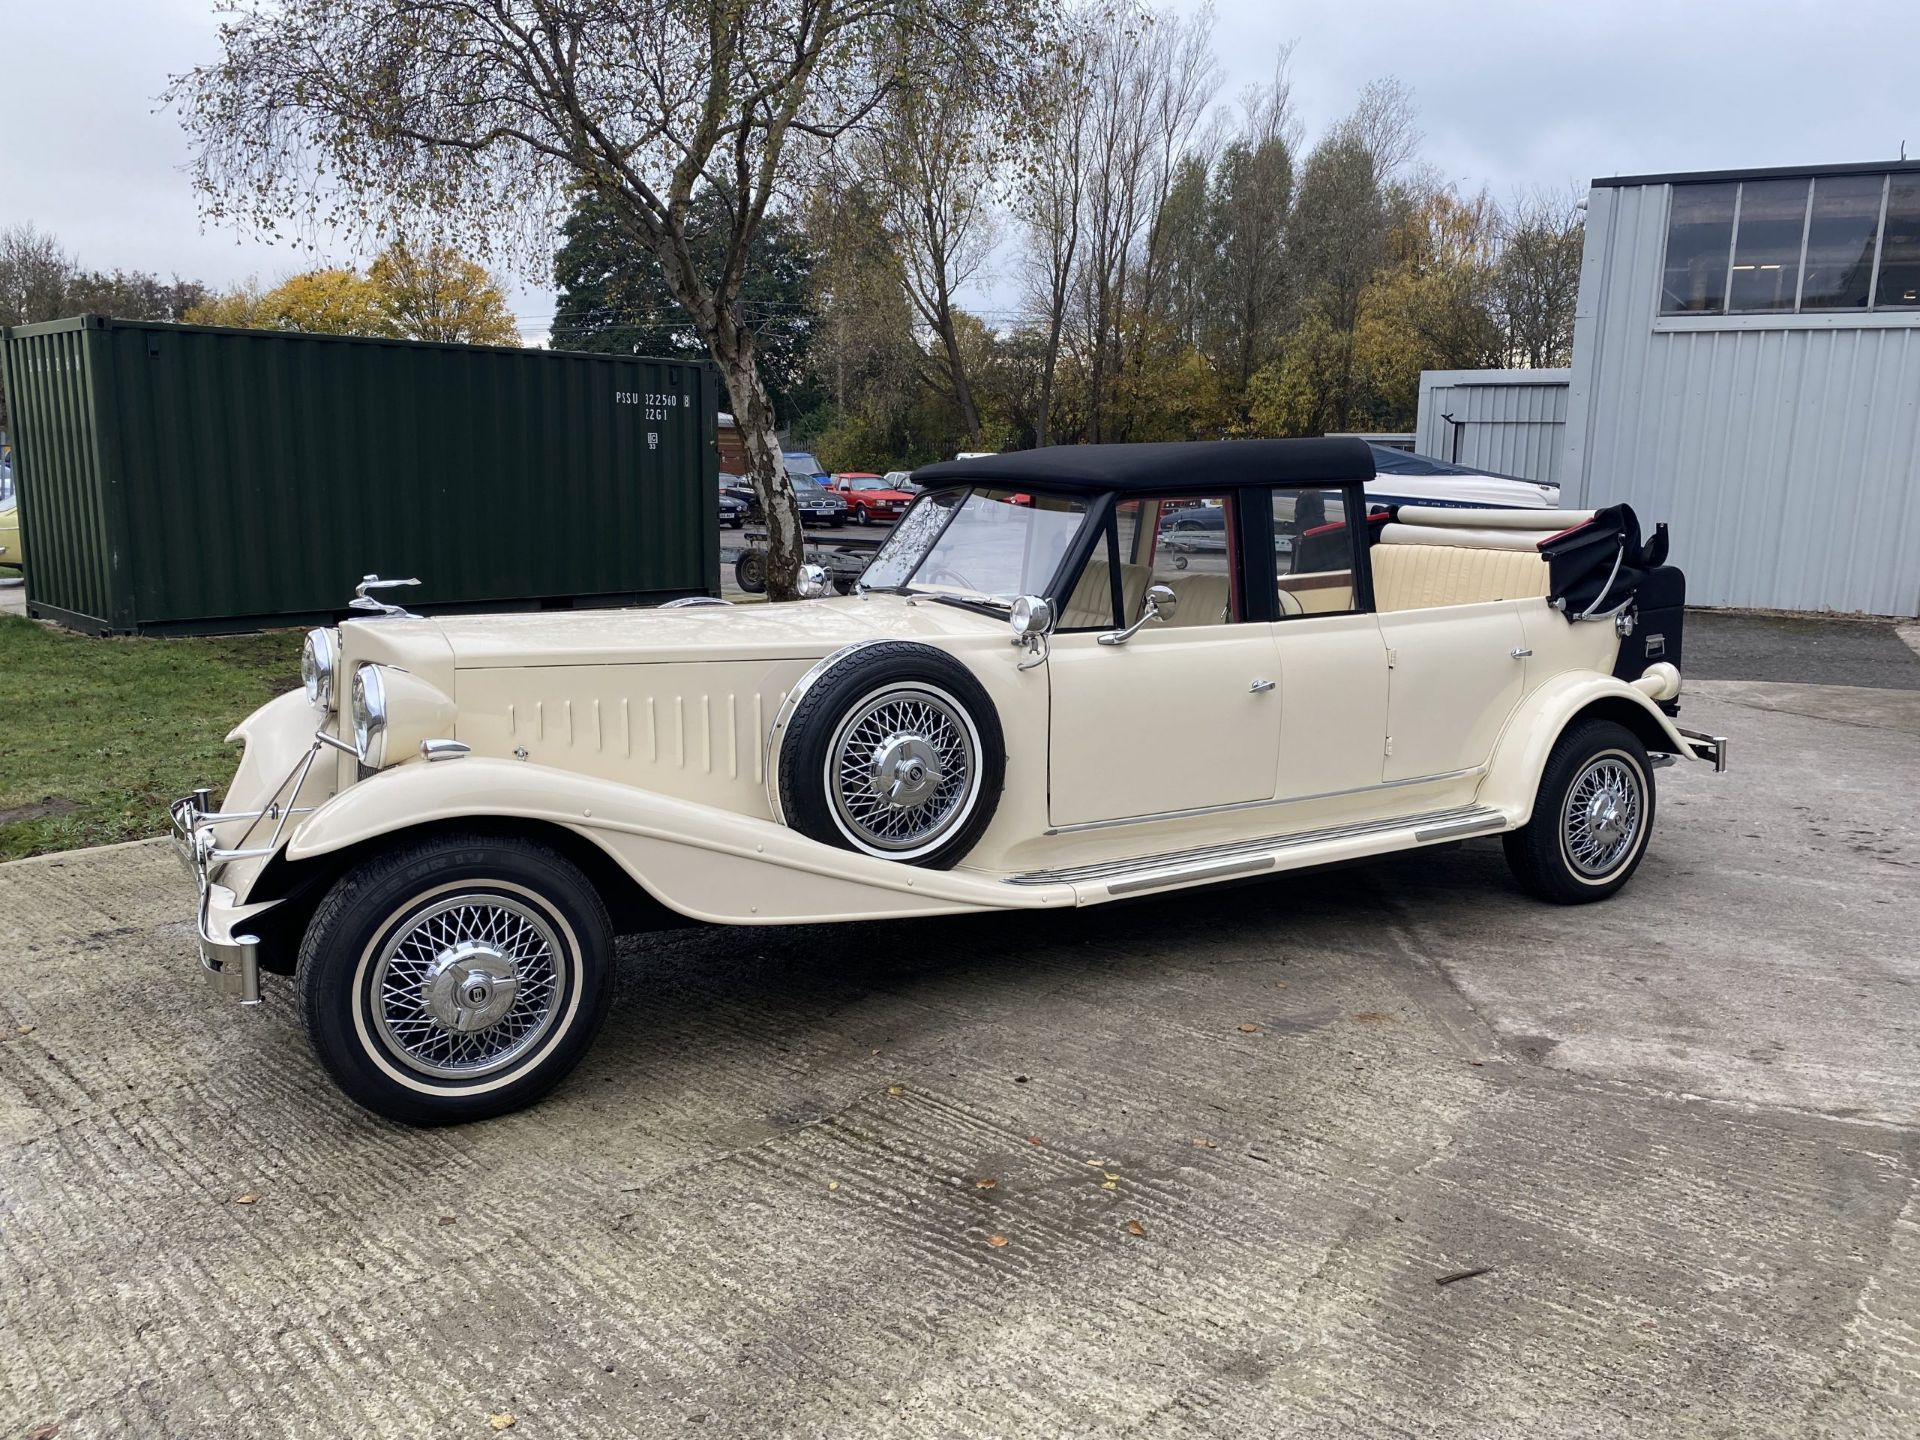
1728,179,1808,313
1801,175,1884,310
1659,170,1920,316
1660,183,1736,313
1878,175,1920,308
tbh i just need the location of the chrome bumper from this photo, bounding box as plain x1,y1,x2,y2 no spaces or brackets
1676,726,1729,773
169,790,263,1005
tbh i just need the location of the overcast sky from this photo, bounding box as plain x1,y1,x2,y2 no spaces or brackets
3,0,1911,342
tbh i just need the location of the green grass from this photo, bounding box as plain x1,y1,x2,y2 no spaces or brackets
0,615,303,861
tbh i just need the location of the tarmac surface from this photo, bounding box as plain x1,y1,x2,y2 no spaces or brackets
2,644,1919,1437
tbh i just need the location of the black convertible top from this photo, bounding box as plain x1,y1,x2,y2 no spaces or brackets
911,438,1374,494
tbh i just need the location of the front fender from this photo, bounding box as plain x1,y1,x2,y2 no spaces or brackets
284,757,1074,925
1479,673,1700,826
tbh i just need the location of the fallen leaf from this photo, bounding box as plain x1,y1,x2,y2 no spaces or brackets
1026,1136,1042,1146
986,1234,1009,1248
1102,1180,1119,1191
1127,1219,1147,1237
1083,1159,1105,1168
17,1025,34,1035
975,1177,997,1190
438,1215,457,1226
233,1193,258,1206
1102,1171,1119,1181
27,1423,60,1440
1351,1011,1396,1025
827,1180,839,1192
1237,1023,1261,1034
1466,1058,1485,1067
489,1414,517,1432
886,1085,904,1096
1191,1136,1217,1149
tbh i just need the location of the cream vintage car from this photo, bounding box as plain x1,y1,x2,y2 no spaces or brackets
172,439,1726,1124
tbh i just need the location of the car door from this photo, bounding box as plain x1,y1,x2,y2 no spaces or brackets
1045,495,1283,829
1374,601,1527,783
1267,486,1392,802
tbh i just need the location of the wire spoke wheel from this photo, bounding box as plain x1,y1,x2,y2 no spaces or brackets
369,892,565,1080
1560,753,1644,877
826,685,980,855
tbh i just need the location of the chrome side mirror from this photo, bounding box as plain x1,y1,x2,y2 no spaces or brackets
1097,583,1178,646
796,563,832,599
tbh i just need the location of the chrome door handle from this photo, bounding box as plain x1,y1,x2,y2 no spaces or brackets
1510,648,1532,659
1249,678,1275,693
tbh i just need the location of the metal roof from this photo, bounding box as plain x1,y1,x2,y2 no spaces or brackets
1591,159,1920,189
911,438,1375,493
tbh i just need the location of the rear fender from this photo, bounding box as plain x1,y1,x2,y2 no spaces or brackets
284,757,1073,924
1480,673,1700,826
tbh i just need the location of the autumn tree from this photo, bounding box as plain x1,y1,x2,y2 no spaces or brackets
368,242,520,345
171,0,1052,600
1496,187,1585,368
862,81,999,443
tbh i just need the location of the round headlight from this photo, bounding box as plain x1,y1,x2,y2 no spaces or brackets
796,563,832,599
1010,594,1053,638
302,629,336,712
351,665,388,767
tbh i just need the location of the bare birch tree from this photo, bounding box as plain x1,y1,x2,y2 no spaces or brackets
863,83,998,441
169,0,1049,599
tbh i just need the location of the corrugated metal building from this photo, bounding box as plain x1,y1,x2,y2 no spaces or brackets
1414,370,1570,488
1564,160,1920,616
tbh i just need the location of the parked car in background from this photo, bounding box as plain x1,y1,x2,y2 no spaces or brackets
721,470,846,527
717,489,747,530
793,475,848,527
1365,444,1560,509
0,496,20,572
833,473,916,525
883,470,919,494
172,437,1722,1125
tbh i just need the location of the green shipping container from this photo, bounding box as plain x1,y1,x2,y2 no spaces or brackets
0,315,719,634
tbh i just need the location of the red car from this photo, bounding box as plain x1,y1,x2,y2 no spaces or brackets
833,473,916,525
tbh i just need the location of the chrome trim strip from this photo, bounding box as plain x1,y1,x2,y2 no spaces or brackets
1007,805,1500,887
1412,814,1507,843
1107,856,1274,896
764,639,898,827
1045,766,1484,835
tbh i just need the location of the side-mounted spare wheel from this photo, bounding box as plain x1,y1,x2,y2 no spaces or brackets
297,832,615,1125
1503,718,1657,904
774,642,1006,869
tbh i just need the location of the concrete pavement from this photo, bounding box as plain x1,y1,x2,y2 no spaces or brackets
2,685,1918,1438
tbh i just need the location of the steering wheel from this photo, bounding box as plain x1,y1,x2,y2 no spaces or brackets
921,566,981,593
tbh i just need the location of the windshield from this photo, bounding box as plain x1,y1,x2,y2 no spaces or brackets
862,487,1089,602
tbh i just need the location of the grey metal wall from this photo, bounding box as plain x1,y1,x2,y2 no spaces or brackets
1415,370,1570,486
1564,184,1920,616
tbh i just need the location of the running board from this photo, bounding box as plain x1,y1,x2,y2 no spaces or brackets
1004,805,1508,895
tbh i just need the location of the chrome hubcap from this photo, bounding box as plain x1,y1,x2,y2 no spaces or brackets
1563,755,1643,877
828,686,978,854
419,941,521,1033
371,894,564,1078
869,734,944,810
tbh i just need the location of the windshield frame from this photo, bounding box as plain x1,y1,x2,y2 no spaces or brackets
861,484,1105,605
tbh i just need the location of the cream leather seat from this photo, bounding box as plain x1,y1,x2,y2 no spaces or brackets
1061,559,1150,629
1369,543,1550,612
1161,572,1231,626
